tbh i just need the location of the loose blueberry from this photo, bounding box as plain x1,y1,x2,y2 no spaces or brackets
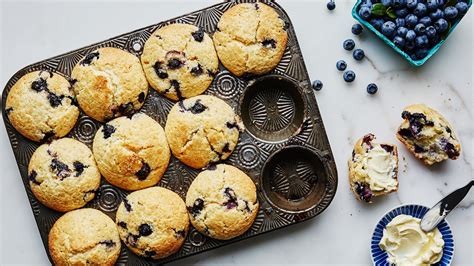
430,9,444,20
102,124,116,139
353,49,365,61
327,1,336,10
138,224,153,236
405,29,417,41
414,3,428,16
135,162,150,180
312,80,323,91
414,23,426,34
343,39,356,50
343,70,356,82
415,35,429,48
455,2,469,15
396,8,409,18
406,0,418,9
405,14,419,28
444,6,458,20
434,18,449,33
397,26,409,37
367,83,378,95
191,28,205,42
352,23,363,35
426,0,438,11
395,18,406,28
359,6,371,20
393,0,407,8
336,60,347,71
381,0,393,6
381,21,397,37
393,36,406,48
425,25,437,38
370,18,385,30
419,16,432,26
415,48,429,59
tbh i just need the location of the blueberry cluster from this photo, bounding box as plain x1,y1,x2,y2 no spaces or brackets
358,0,470,60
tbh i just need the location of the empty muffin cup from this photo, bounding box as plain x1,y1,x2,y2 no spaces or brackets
261,146,329,213
239,75,306,142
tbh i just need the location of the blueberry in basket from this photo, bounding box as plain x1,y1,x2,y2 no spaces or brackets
355,0,472,63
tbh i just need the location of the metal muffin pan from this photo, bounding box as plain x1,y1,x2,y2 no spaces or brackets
1,0,338,264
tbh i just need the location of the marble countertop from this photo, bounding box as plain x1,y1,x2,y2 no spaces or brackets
0,0,472,265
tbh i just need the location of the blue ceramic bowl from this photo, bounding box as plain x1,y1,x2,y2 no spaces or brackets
352,0,472,67
371,204,454,266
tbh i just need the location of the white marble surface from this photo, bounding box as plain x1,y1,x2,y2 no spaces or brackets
0,0,472,265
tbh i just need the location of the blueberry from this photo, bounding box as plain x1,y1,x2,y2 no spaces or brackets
138,224,153,236
353,49,365,60
359,6,372,20
191,28,204,42
396,8,409,18
223,187,238,209
429,34,440,45
73,161,86,177
434,18,449,33
336,60,347,71
393,36,406,48
405,14,419,28
80,52,100,66
414,23,426,34
343,39,356,50
395,18,406,28
327,1,336,10
153,62,168,79
189,198,204,216
405,40,416,50
430,9,444,20
343,70,356,82
262,39,277,49
312,80,323,91
426,0,438,11
187,99,207,114
436,0,447,6
414,3,428,16
135,162,150,180
167,58,182,69
393,0,407,8
397,26,409,37
405,29,417,41
381,21,397,37
415,48,429,59
455,2,469,15
444,6,458,20
425,25,437,38
370,18,385,30
367,83,378,95
407,0,418,9
381,0,393,6
415,35,429,48
102,124,116,139
352,23,364,35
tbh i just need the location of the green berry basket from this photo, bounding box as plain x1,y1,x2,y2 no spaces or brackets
352,0,472,67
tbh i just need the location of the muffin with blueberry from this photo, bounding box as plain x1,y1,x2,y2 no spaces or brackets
92,113,170,191
186,164,259,240
396,104,461,165
115,187,189,259
141,23,219,101
48,208,121,266
28,138,101,212
213,2,288,76
348,134,398,203
165,95,242,169
71,47,148,122
5,70,79,142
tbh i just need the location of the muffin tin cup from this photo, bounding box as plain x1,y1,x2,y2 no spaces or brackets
352,0,473,67
1,0,338,264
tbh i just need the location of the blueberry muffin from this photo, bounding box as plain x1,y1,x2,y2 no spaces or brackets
92,113,170,191
5,70,79,142
28,138,101,212
49,208,121,266
396,104,461,165
71,47,148,122
141,23,219,101
213,3,288,76
186,164,258,240
165,95,242,169
348,134,398,203
115,187,189,259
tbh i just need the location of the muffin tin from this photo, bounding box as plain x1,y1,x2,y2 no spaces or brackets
1,0,338,264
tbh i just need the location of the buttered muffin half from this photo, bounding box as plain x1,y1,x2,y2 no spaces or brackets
349,133,398,203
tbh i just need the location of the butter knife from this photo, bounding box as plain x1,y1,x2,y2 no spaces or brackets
421,180,474,232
